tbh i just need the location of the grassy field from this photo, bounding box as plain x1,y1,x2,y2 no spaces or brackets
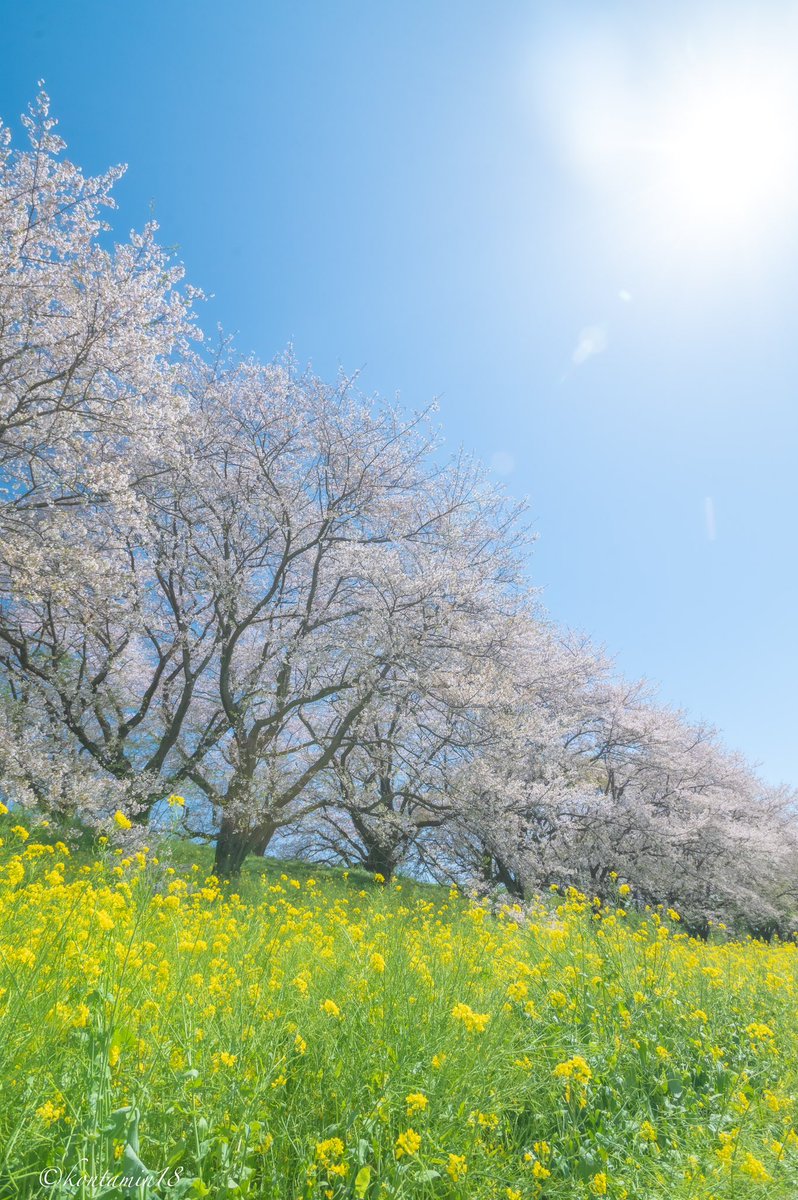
1,813,798,1198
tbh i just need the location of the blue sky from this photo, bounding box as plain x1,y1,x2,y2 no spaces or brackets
3,1,797,785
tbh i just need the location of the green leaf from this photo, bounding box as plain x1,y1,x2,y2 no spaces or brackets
666,1069,684,1099
355,1165,372,1197
102,1105,134,1138
120,1142,154,1193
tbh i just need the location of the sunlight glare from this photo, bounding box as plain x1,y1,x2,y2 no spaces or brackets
658,75,797,234
532,25,798,257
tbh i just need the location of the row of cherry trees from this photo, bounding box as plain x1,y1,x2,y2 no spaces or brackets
1,95,795,927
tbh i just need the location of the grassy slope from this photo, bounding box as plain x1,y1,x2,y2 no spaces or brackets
1,813,797,1199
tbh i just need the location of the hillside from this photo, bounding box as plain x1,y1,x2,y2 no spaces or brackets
1,815,797,1198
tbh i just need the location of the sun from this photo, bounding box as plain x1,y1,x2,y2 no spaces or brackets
535,26,798,256
657,72,797,236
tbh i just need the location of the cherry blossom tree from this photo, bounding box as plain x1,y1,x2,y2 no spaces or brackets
0,91,205,824
1,92,794,927
0,92,532,867
0,90,197,514
443,659,798,932
0,464,220,821
285,619,520,880
163,359,530,877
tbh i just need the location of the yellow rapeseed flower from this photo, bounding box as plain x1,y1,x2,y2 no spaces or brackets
639,1120,658,1142
739,1153,771,1183
451,1002,490,1033
36,1099,66,1125
746,1021,774,1042
316,1137,345,1170
395,1128,421,1158
447,1154,467,1181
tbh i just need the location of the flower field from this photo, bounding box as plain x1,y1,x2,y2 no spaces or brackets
2,818,798,1198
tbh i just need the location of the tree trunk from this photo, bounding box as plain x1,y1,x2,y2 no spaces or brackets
488,853,525,900
361,842,400,882
349,806,404,881
213,813,276,880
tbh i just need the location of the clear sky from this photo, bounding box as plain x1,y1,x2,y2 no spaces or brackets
3,0,797,785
